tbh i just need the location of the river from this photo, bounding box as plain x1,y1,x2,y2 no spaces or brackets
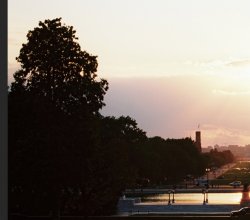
128,192,244,205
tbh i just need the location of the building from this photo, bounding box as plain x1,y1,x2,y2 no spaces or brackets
195,131,201,152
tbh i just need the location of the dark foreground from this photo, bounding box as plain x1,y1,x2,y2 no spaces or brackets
10,214,239,220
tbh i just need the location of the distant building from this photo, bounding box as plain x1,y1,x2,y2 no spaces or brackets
195,131,201,152
202,146,213,153
215,145,228,151
202,144,250,160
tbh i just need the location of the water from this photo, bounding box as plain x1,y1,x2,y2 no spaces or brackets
132,192,244,205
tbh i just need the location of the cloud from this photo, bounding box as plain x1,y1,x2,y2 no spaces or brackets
183,59,228,68
183,58,250,70
212,89,250,96
226,59,250,67
196,124,250,147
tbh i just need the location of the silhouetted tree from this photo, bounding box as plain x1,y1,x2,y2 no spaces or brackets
9,18,110,218
11,17,108,116
202,149,235,168
100,116,147,144
132,137,204,185
99,115,147,187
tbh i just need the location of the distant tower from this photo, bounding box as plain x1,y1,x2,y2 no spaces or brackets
195,131,202,152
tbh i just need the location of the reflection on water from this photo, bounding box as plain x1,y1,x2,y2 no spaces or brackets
138,192,243,205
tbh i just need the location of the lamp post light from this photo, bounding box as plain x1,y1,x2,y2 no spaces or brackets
168,190,171,205
205,189,209,203
172,190,175,203
205,168,210,188
202,189,206,205
168,190,175,205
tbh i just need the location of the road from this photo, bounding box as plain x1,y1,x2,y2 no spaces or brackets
201,163,237,181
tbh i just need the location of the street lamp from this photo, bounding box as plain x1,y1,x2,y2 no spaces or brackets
172,190,175,203
202,189,206,205
205,189,209,203
168,190,175,205
168,190,171,205
205,168,210,188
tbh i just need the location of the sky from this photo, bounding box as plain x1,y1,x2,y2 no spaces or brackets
8,0,250,147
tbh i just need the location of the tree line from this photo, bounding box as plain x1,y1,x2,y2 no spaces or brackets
9,18,234,218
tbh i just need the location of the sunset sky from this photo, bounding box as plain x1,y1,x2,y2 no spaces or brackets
8,0,250,147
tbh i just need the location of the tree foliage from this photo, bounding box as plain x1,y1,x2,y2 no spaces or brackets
202,149,235,168
132,137,205,185
9,18,112,217
11,17,108,115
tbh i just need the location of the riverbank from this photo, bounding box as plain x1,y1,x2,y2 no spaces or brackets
117,198,239,216
125,187,242,194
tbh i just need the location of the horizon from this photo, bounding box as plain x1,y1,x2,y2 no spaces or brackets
8,0,250,147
